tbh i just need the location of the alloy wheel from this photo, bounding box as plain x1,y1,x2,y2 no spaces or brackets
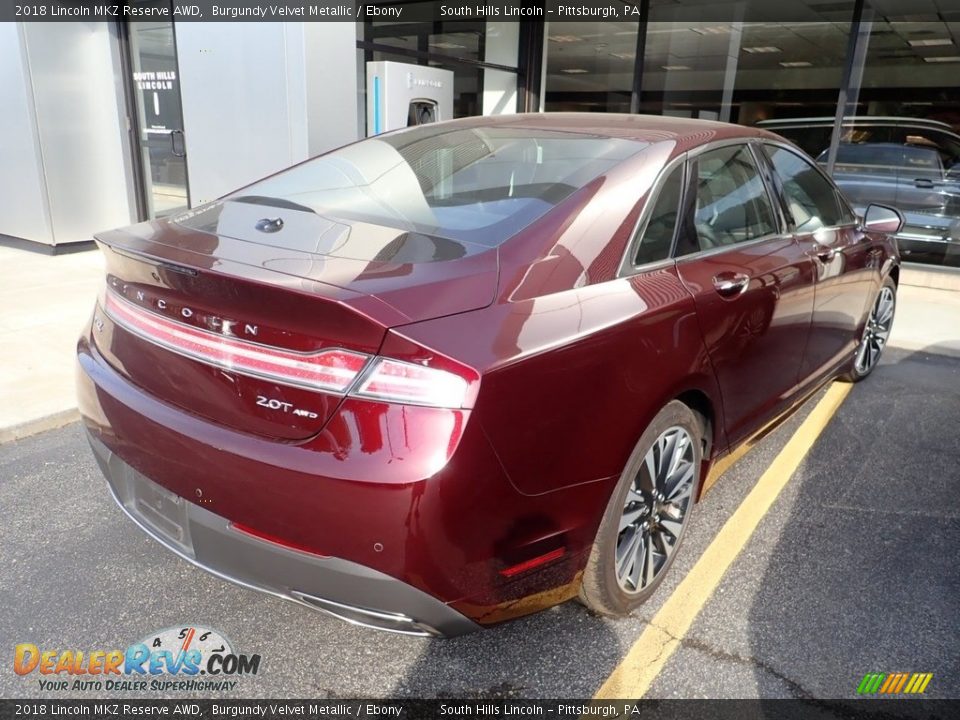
615,426,696,592
854,286,895,375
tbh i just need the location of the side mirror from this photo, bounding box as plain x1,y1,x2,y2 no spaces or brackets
863,204,903,235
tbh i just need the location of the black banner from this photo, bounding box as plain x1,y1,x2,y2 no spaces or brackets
0,0,871,23
1,700,959,720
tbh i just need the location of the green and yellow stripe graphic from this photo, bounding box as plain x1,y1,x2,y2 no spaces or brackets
857,672,933,694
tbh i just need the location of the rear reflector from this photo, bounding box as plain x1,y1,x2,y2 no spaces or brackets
230,522,330,558
499,548,567,578
104,289,369,394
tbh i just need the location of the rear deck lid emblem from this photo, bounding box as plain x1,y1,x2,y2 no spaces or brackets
255,217,284,233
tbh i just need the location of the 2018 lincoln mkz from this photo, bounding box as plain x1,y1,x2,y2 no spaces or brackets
77,114,901,636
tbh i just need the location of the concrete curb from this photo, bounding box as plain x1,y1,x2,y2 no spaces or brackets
0,409,79,445
901,263,960,292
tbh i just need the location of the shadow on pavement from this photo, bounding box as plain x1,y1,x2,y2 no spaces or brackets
745,345,960,698
393,602,622,698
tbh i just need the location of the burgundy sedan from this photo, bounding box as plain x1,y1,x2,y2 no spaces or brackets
77,114,901,636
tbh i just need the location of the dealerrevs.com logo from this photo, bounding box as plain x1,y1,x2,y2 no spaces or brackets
14,625,261,692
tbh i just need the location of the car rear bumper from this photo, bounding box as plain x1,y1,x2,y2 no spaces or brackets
77,321,603,631
87,432,479,637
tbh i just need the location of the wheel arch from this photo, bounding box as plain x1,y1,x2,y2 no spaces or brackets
674,389,715,457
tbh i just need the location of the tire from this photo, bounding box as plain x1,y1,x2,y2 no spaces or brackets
579,401,703,616
841,276,897,383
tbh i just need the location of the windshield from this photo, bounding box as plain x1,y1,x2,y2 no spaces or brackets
235,125,644,246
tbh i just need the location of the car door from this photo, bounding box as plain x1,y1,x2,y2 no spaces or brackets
674,143,815,448
891,126,960,217
759,142,879,382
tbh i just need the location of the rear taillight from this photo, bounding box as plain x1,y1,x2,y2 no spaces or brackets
104,290,368,394
353,358,471,408
103,289,476,408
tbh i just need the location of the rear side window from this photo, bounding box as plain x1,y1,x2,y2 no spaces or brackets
763,145,847,231
238,126,643,247
823,142,903,171
691,145,778,249
634,165,683,266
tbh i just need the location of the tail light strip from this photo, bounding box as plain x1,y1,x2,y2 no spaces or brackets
104,290,368,394
103,288,475,408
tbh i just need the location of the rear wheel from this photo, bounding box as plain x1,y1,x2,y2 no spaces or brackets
579,401,702,616
843,276,896,382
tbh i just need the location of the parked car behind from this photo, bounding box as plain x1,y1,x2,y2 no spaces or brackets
758,116,960,267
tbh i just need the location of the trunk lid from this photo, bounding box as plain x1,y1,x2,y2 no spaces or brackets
92,200,497,441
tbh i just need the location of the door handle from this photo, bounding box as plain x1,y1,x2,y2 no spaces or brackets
913,178,934,189
170,129,186,158
712,272,750,298
808,243,836,263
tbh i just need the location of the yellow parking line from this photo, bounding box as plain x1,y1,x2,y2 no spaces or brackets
595,382,852,699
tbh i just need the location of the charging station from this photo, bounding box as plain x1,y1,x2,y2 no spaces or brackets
365,61,454,136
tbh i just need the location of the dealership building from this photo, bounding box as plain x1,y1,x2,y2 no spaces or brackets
2,0,958,263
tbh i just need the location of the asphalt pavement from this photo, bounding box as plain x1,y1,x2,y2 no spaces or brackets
1,347,957,699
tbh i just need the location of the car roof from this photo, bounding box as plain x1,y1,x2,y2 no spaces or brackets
418,113,778,149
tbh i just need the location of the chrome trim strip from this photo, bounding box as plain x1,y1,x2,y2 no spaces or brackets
898,233,954,244
290,592,439,638
757,116,955,133
673,231,793,264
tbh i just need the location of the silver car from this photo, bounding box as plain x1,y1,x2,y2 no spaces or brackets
758,116,960,267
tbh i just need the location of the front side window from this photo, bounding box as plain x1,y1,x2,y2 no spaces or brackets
238,126,643,247
691,145,778,249
764,145,848,231
634,164,683,266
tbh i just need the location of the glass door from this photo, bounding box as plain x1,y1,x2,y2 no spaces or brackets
126,3,189,217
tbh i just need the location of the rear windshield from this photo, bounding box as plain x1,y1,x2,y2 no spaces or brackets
234,126,643,246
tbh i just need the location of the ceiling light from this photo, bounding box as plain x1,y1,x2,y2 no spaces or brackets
549,35,581,43
779,61,813,67
561,68,590,74
662,65,691,71
923,55,960,62
743,46,782,54
908,38,954,47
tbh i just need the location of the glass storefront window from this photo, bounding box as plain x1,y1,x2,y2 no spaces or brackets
367,21,484,63
839,7,960,267
639,4,855,126
761,5,960,267
544,22,639,113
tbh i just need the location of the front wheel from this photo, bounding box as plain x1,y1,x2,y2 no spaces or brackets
579,401,702,616
843,276,896,382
